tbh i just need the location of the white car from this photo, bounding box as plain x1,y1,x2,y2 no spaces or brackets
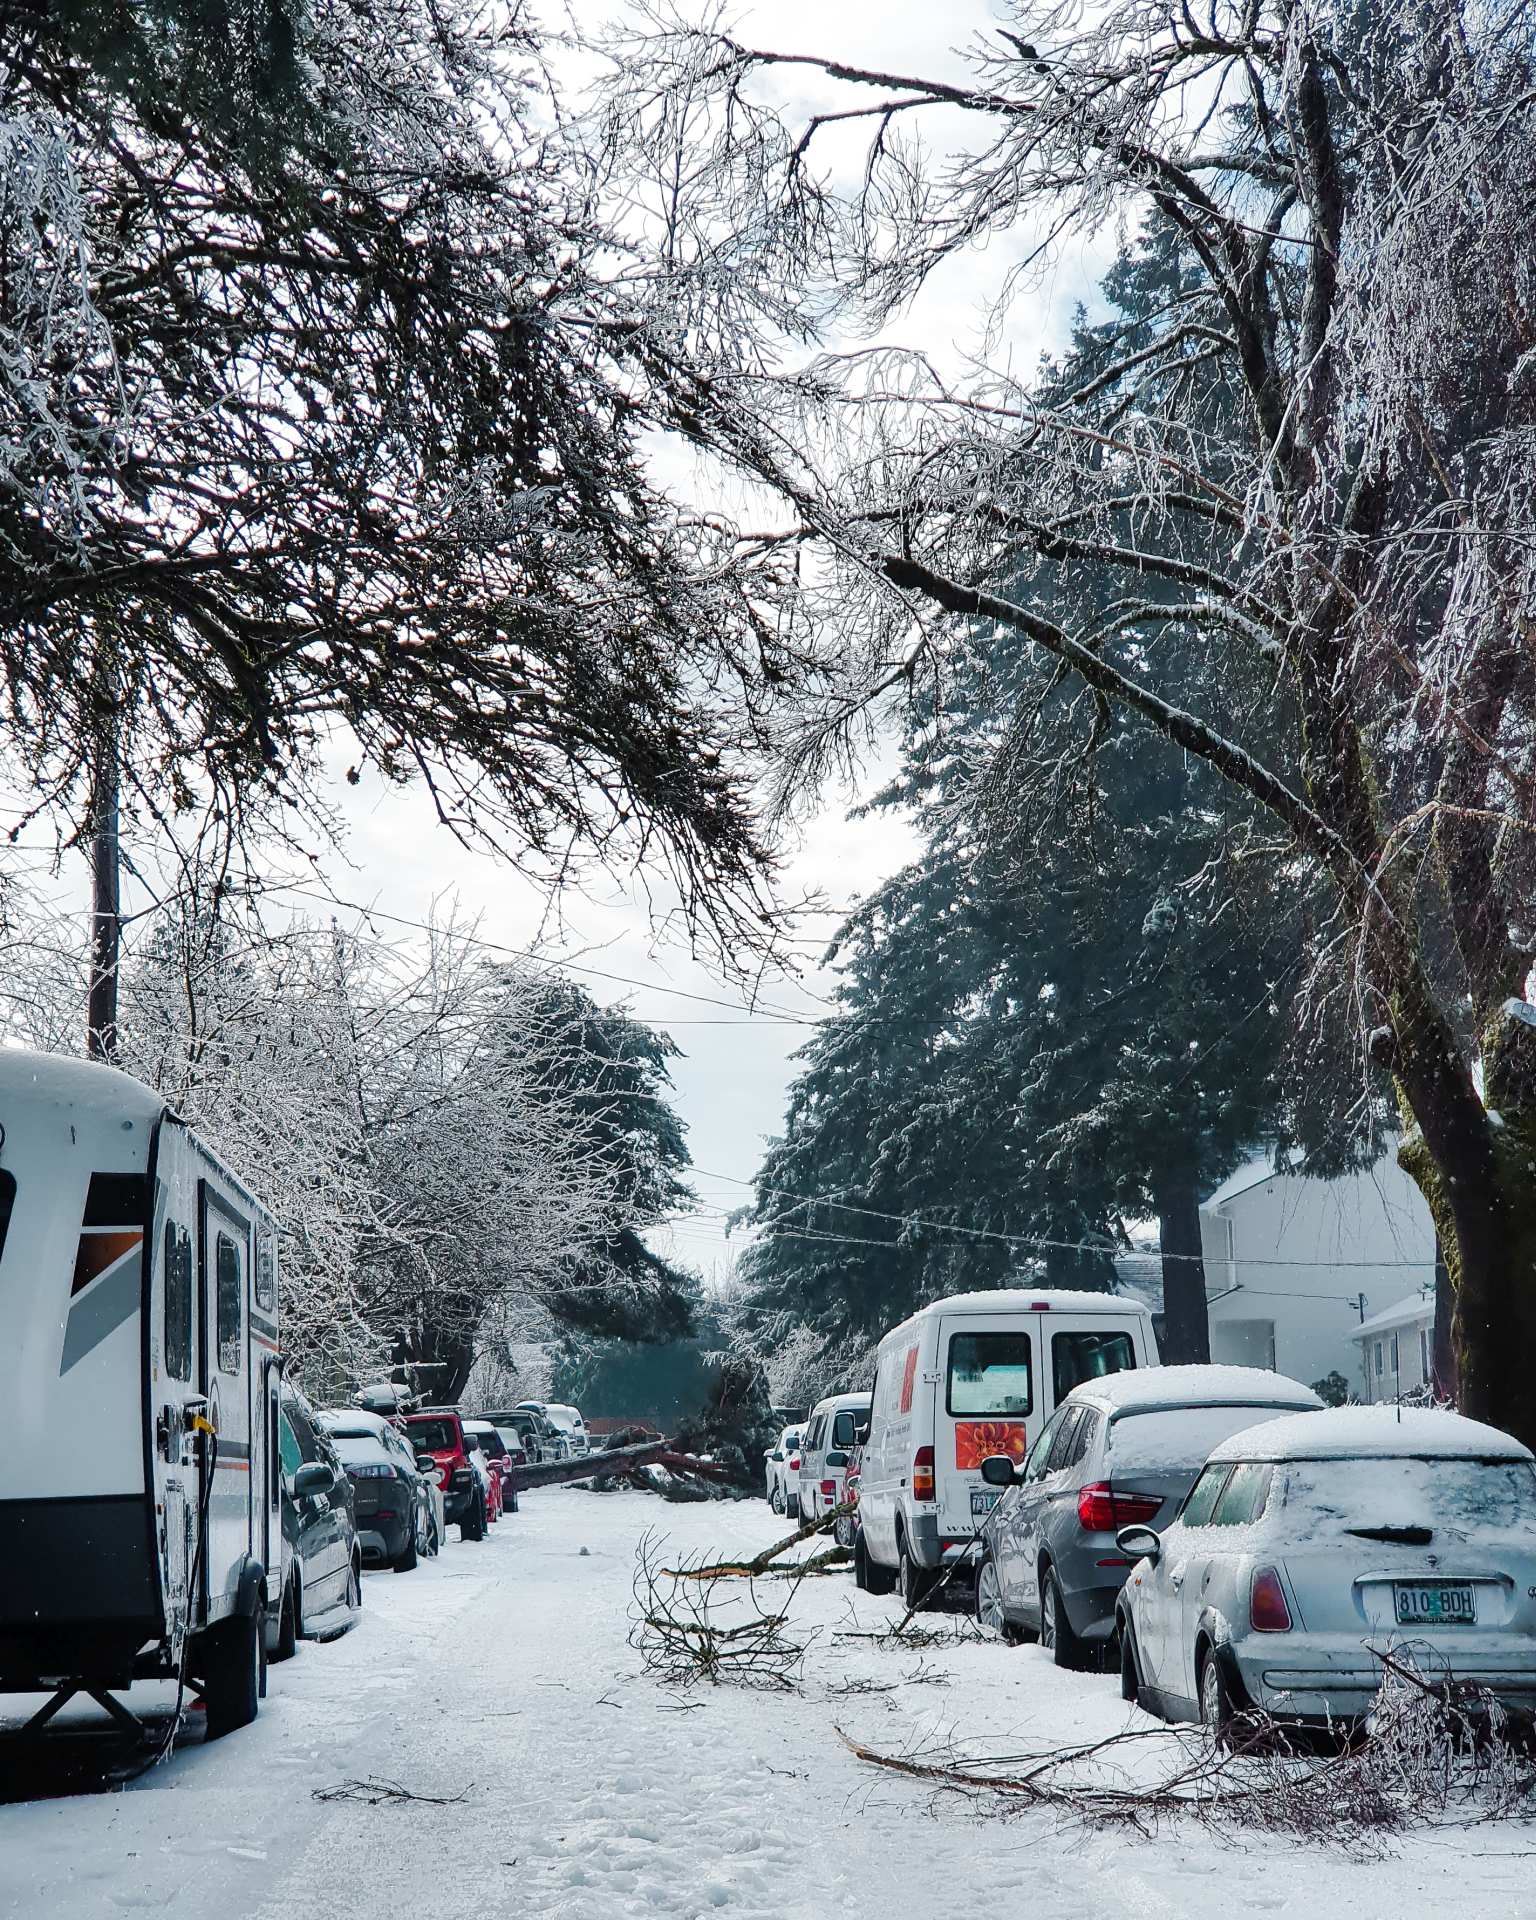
1116,1406,1536,1734
764,1425,803,1516
798,1391,871,1524
542,1403,590,1457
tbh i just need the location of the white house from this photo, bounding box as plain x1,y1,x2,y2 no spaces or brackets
1118,1149,1437,1394
1351,1291,1437,1404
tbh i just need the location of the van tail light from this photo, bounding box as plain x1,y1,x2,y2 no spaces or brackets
1077,1483,1162,1532
821,1479,836,1499
1250,1566,1292,1632
789,1455,800,1471
912,1445,936,1501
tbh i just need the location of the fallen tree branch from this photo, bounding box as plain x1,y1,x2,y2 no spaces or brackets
662,1502,851,1578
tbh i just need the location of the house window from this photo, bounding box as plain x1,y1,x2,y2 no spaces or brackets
1374,1341,1384,1377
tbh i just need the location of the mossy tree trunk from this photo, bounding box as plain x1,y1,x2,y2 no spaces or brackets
1155,1177,1212,1366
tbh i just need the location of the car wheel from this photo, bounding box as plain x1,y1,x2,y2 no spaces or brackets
898,1535,932,1613
271,1580,299,1663
1040,1568,1088,1670
786,1492,800,1520
1199,1647,1234,1746
349,1557,363,1610
394,1528,418,1573
975,1552,1015,1641
202,1609,263,1741
833,1511,854,1549
770,1483,785,1517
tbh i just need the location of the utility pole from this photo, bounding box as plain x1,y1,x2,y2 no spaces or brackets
86,667,121,1061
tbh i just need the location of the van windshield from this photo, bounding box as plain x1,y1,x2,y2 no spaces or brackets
947,1332,1033,1417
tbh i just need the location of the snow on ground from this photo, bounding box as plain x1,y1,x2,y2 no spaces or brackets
3,1488,1534,1919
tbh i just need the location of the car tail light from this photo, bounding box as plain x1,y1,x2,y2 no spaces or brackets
1251,1567,1292,1632
375,1508,397,1520
821,1479,835,1499
912,1445,935,1501
1077,1483,1162,1532
789,1455,800,1471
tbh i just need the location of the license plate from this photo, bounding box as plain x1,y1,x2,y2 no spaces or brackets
971,1489,1001,1517
1395,1582,1476,1625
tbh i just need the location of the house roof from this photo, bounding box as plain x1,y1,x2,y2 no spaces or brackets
1202,1152,1278,1211
1352,1291,1435,1340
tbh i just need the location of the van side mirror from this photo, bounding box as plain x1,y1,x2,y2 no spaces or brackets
1116,1524,1161,1561
979,1455,1019,1488
855,1423,870,1445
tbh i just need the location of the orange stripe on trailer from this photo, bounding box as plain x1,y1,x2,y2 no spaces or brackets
215,1459,251,1473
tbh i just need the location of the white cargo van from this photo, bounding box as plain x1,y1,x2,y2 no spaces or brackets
797,1389,872,1523
854,1289,1158,1607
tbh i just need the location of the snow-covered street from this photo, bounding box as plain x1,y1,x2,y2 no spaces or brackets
3,1488,1534,1920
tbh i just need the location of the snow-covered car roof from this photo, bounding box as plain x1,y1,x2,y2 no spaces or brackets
883,1288,1155,1338
317,1408,396,1439
461,1417,499,1434
1066,1365,1323,1416
808,1389,872,1416
1208,1405,1532,1464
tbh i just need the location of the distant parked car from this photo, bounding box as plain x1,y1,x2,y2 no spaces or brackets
464,1418,521,1513
764,1425,803,1516
317,1408,442,1566
798,1391,872,1526
270,1384,362,1661
1116,1406,1536,1736
487,1404,561,1463
492,1422,530,1474
976,1366,1324,1666
515,1402,571,1460
542,1403,591,1457
405,1408,490,1540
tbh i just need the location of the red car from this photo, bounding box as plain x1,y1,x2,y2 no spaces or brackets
404,1409,491,1540
464,1420,521,1514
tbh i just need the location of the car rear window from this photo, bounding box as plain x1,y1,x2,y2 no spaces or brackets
947,1331,1033,1416
470,1429,507,1456
1277,1457,1536,1536
1107,1405,1309,1471
495,1428,525,1454
1052,1329,1137,1402
408,1418,460,1451
332,1435,390,1468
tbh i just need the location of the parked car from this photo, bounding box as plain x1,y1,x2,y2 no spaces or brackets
764,1425,803,1516
270,1384,362,1661
463,1426,504,1523
317,1408,443,1566
492,1422,530,1475
974,1365,1324,1665
836,1441,864,1550
404,1408,490,1540
798,1391,872,1525
464,1418,521,1513
856,1288,1159,1608
487,1404,560,1463
515,1401,571,1460
545,1403,591,1456
1115,1406,1536,1736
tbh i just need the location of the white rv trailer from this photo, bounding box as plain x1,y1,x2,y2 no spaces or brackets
0,1050,283,1740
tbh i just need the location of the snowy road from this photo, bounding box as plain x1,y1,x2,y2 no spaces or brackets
4,1488,1534,1919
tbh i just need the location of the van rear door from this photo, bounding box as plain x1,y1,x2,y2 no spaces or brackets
933,1311,1042,1542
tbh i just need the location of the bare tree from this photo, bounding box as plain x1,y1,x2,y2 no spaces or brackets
0,0,836,943
605,0,1536,1438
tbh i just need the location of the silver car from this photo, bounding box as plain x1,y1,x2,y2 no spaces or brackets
1115,1406,1536,1734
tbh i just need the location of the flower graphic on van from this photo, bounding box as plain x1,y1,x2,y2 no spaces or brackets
954,1422,1029,1471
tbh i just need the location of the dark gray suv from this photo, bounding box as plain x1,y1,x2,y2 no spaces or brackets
974,1365,1322,1667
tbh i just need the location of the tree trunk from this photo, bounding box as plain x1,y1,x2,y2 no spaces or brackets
86,713,120,1060
1431,1236,1457,1405
1154,1177,1211,1365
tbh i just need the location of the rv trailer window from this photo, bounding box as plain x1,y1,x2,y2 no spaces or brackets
164,1223,193,1380
216,1231,243,1373
255,1232,276,1312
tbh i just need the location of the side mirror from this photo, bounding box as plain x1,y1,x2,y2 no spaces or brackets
855,1423,870,1445
979,1454,1020,1488
1116,1524,1161,1561
292,1462,332,1498
415,1455,436,1474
